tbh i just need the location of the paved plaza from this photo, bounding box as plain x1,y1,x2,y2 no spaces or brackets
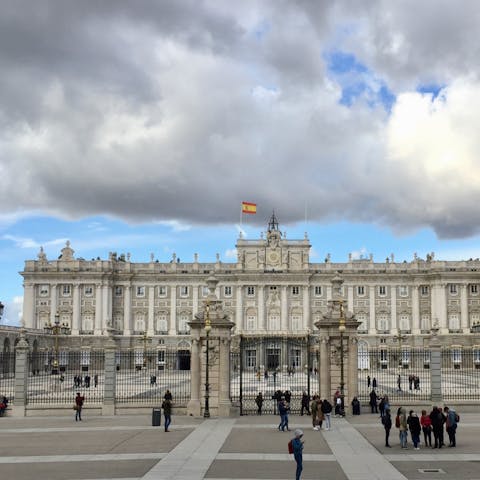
1,410,480,480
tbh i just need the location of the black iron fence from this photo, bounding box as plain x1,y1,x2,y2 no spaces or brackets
442,349,480,401
0,352,15,402
231,336,313,415
115,350,190,405
27,351,105,405
357,348,431,404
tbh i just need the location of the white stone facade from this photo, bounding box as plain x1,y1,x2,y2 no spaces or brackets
20,216,480,349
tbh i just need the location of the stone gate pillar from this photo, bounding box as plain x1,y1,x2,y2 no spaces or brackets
318,336,330,398
13,329,29,417
314,274,359,409
188,274,235,417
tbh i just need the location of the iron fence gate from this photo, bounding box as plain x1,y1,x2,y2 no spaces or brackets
0,351,15,402
230,336,314,415
27,351,105,405
441,349,480,401
357,348,431,404
115,350,190,405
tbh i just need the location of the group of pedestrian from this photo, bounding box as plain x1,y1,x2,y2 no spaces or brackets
408,374,421,390
73,374,98,388
310,396,333,431
382,405,459,449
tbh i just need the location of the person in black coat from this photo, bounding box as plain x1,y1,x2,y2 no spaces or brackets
382,408,392,447
407,411,422,449
369,389,378,413
301,391,310,416
430,406,446,448
351,396,361,415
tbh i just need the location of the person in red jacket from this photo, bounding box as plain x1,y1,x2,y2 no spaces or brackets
420,409,432,447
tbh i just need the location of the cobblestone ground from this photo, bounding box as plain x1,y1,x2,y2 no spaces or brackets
1,408,479,480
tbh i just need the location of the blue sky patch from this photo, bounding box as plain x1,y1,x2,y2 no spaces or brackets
325,50,396,112
417,83,445,100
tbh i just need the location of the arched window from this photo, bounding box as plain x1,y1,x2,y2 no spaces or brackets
82,315,93,332
377,313,389,332
421,314,430,332
156,313,168,333
399,314,410,332
448,313,460,331
178,313,190,334
268,312,280,331
134,312,145,332
357,340,370,369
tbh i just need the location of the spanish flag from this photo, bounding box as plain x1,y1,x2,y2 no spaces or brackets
242,201,257,214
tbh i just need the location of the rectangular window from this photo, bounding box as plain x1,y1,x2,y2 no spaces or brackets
39,285,49,296
246,286,255,296
180,286,189,297
314,286,322,296
158,285,167,297
246,315,256,330
357,286,365,296
449,284,458,295
420,314,430,332
399,285,408,297
291,314,301,330
246,349,256,368
420,285,429,296
62,284,71,296
202,286,209,297
292,286,299,296
115,286,123,297
224,286,232,297
378,285,386,296
452,349,462,363
136,286,145,297
84,285,93,296
471,284,478,295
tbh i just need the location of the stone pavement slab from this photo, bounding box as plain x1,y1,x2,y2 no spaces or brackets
1,412,480,480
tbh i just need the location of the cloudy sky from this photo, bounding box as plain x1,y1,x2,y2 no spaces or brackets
1,0,480,325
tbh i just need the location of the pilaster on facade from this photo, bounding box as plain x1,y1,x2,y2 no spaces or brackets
411,284,420,334
258,286,265,331
347,285,354,313
23,283,34,329
123,286,132,336
391,284,397,332
95,284,103,335
147,286,155,336
169,285,177,335
72,284,80,335
235,287,243,331
50,284,57,325
281,286,288,330
368,287,376,335
460,284,469,332
303,285,310,330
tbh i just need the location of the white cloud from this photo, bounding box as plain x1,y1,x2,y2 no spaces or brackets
0,2,479,239
1,295,23,326
224,248,237,259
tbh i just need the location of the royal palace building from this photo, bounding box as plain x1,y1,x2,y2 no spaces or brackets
20,214,480,361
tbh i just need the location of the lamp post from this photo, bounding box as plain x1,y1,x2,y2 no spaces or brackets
204,301,211,418
339,301,346,398
44,312,71,374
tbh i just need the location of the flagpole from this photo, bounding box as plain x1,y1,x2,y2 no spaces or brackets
240,204,243,228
